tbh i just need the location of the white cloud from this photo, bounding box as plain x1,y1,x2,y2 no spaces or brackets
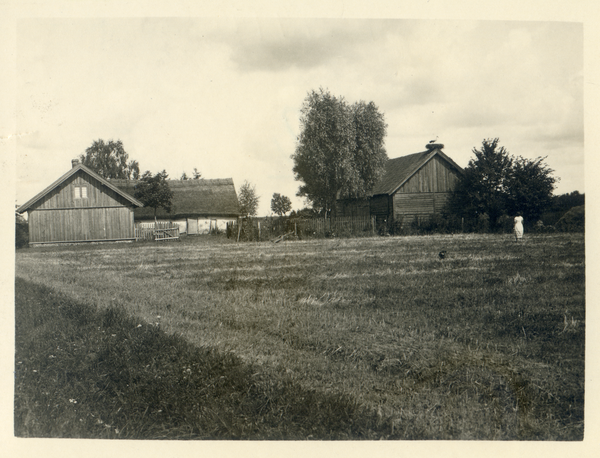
15,18,583,215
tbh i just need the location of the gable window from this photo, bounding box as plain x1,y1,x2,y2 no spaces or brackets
73,186,88,199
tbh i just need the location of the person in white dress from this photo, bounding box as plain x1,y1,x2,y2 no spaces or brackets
514,214,524,241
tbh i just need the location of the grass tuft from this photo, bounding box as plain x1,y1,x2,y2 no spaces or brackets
15,233,584,439
15,279,383,439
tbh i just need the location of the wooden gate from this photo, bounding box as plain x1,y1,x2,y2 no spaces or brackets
135,222,180,241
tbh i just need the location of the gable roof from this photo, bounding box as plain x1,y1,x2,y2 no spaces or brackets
17,163,144,213
370,147,464,196
110,178,241,219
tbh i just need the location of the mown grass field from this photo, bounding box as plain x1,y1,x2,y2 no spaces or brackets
15,233,585,439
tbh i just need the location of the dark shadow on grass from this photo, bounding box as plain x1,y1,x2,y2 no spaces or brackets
15,277,385,440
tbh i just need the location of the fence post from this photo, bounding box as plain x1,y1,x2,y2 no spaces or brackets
258,221,261,241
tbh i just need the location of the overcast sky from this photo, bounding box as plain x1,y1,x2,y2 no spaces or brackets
15,18,583,215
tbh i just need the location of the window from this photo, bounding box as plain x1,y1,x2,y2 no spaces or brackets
73,186,88,199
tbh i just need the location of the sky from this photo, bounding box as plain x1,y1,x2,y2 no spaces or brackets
14,18,584,216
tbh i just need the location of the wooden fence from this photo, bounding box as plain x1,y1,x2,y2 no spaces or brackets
234,215,377,241
135,222,180,241
291,215,376,237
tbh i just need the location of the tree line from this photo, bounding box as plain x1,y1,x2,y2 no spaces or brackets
65,90,570,232
448,138,559,230
291,88,564,231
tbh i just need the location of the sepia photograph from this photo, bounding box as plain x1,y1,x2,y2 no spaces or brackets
4,1,597,456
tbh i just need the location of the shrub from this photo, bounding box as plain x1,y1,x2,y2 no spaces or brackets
416,213,464,235
16,213,28,249
476,213,490,233
555,205,584,232
496,214,514,234
236,218,259,241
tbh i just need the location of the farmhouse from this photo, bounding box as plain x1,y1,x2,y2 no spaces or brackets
17,159,144,246
336,144,464,224
110,178,240,235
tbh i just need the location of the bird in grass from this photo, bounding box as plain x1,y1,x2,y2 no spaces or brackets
438,250,447,260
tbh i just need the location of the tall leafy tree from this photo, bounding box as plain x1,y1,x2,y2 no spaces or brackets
449,138,557,229
79,139,140,179
351,100,389,196
133,170,174,220
450,138,512,229
271,193,292,216
292,88,387,215
505,156,558,223
238,180,260,217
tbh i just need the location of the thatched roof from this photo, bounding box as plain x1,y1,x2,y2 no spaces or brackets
110,178,240,219
370,146,464,196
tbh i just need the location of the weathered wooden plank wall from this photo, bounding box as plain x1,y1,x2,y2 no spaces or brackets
26,169,138,244
370,195,390,219
33,171,126,210
390,156,460,220
396,156,459,194
334,198,370,218
393,194,434,216
28,207,135,244
392,192,453,217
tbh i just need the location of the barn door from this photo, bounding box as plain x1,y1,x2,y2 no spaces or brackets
187,218,198,235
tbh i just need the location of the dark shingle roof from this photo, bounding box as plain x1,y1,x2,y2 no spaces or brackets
370,147,464,196
110,178,240,219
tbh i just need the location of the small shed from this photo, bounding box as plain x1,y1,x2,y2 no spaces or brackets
336,144,464,223
110,178,240,235
17,160,144,246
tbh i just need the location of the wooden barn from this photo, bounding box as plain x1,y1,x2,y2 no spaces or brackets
336,144,464,224
17,159,144,246
110,178,240,235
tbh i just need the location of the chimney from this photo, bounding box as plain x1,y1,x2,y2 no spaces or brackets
72,158,80,168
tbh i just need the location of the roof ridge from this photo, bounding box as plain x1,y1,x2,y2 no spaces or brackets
369,147,459,196
17,164,143,212
107,177,234,185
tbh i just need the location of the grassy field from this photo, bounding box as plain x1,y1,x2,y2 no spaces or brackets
15,233,585,439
